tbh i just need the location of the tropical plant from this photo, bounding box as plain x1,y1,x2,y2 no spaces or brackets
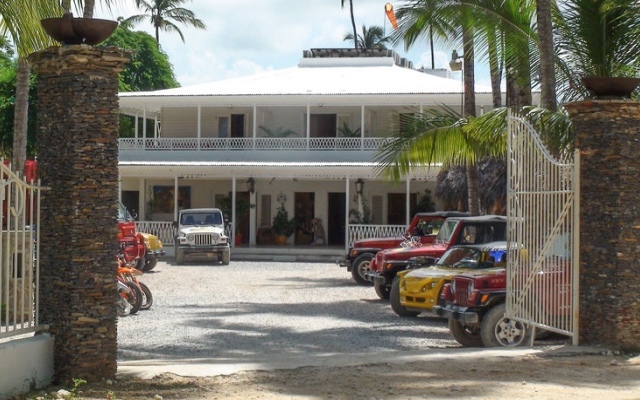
337,122,360,137
341,0,358,50
258,125,298,137
272,205,297,237
123,0,206,46
554,0,640,100
343,25,391,50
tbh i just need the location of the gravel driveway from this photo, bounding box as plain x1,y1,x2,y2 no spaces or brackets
117,259,458,368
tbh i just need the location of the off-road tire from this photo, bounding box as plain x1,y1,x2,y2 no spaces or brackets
351,253,374,286
448,318,483,347
139,282,153,310
175,246,184,265
221,248,230,265
143,255,158,272
374,279,390,300
135,254,145,270
390,277,419,317
480,303,531,347
124,281,143,315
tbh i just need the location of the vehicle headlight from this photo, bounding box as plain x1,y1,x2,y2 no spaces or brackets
187,234,194,241
422,281,437,292
467,281,475,298
212,232,220,241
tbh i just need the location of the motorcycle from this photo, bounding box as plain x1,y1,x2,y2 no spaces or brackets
117,255,153,312
117,280,133,317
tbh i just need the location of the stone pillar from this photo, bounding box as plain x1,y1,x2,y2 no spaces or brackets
565,100,640,352
29,45,130,383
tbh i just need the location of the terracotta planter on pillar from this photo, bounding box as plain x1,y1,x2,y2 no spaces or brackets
41,13,117,46
582,76,640,99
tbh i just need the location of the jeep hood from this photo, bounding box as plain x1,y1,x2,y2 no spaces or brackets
179,226,225,235
404,266,504,279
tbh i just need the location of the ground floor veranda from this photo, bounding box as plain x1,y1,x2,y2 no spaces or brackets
118,162,443,252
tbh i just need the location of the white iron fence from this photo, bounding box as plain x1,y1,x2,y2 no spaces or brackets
506,113,579,344
0,162,46,340
136,221,406,249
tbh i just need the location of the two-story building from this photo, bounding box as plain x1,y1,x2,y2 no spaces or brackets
117,48,495,250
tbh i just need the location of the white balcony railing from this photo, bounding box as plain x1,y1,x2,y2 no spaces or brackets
136,221,407,249
119,137,393,152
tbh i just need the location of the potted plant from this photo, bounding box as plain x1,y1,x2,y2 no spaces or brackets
218,195,250,245
272,205,297,244
555,0,640,98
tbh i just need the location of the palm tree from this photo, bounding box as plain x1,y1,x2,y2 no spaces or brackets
124,0,206,46
536,0,557,112
0,1,61,174
343,25,391,50
341,0,358,50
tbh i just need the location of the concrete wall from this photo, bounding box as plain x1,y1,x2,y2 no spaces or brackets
0,333,54,399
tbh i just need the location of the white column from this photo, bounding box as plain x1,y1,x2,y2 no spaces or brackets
174,176,179,221
360,105,365,150
139,179,145,221
306,105,310,151
142,107,147,150
154,115,158,138
197,105,202,151
231,178,237,248
252,105,257,150
406,177,411,225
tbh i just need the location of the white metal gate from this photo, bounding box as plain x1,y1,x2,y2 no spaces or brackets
0,161,45,339
506,113,579,345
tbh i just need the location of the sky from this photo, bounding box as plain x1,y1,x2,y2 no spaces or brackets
96,0,488,88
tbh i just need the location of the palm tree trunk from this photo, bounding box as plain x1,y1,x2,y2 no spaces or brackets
487,31,502,108
466,163,480,216
536,0,557,112
12,57,29,176
349,0,358,50
83,0,96,17
461,27,480,216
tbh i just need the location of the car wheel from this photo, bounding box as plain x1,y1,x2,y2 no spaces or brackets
175,246,184,265
374,279,390,300
143,255,158,272
390,277,419,317
221,249,230,265
351,253,373,286
448,318,483,347
480,303,531,347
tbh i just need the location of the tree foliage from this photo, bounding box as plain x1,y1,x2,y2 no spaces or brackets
103,25,179,92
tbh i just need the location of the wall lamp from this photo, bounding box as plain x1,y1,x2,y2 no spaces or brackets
355,178,365,196
246,177,255,193
449,50,463,71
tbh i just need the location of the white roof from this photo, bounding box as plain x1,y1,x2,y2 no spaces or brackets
119,55,494,115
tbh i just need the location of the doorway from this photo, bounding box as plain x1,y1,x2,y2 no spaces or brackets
328,192,346,245
294,192,315,245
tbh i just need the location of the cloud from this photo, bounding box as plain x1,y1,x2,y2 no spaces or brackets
99,0,490,87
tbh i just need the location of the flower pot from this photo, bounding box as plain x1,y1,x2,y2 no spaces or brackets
582,76,640,99
41,13,118,46
276,234,288,245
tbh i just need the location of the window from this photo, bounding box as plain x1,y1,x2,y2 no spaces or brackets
310,114,337,138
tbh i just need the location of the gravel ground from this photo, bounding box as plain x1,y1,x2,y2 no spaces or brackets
117,259,460,363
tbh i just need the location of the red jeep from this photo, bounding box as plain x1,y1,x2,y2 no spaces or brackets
337,211,469,285
367,215,507,299
433,255,571,347
117,202,146,270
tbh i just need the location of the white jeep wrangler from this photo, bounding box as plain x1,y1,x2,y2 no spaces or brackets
174,208,230,265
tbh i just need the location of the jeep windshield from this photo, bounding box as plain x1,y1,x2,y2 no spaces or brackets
180,212,222,226
433,219,458,244
118,202,134,221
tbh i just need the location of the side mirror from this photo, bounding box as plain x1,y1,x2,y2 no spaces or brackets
172,221,178,228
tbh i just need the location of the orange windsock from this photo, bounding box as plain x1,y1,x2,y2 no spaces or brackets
385,3,398,30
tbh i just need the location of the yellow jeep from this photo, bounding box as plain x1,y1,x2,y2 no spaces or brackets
390,242,508,317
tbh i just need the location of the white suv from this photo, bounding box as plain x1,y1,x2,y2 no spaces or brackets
174,208,230,265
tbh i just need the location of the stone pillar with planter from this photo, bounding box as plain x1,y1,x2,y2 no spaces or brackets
565,99,640,352
29,44,130,383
